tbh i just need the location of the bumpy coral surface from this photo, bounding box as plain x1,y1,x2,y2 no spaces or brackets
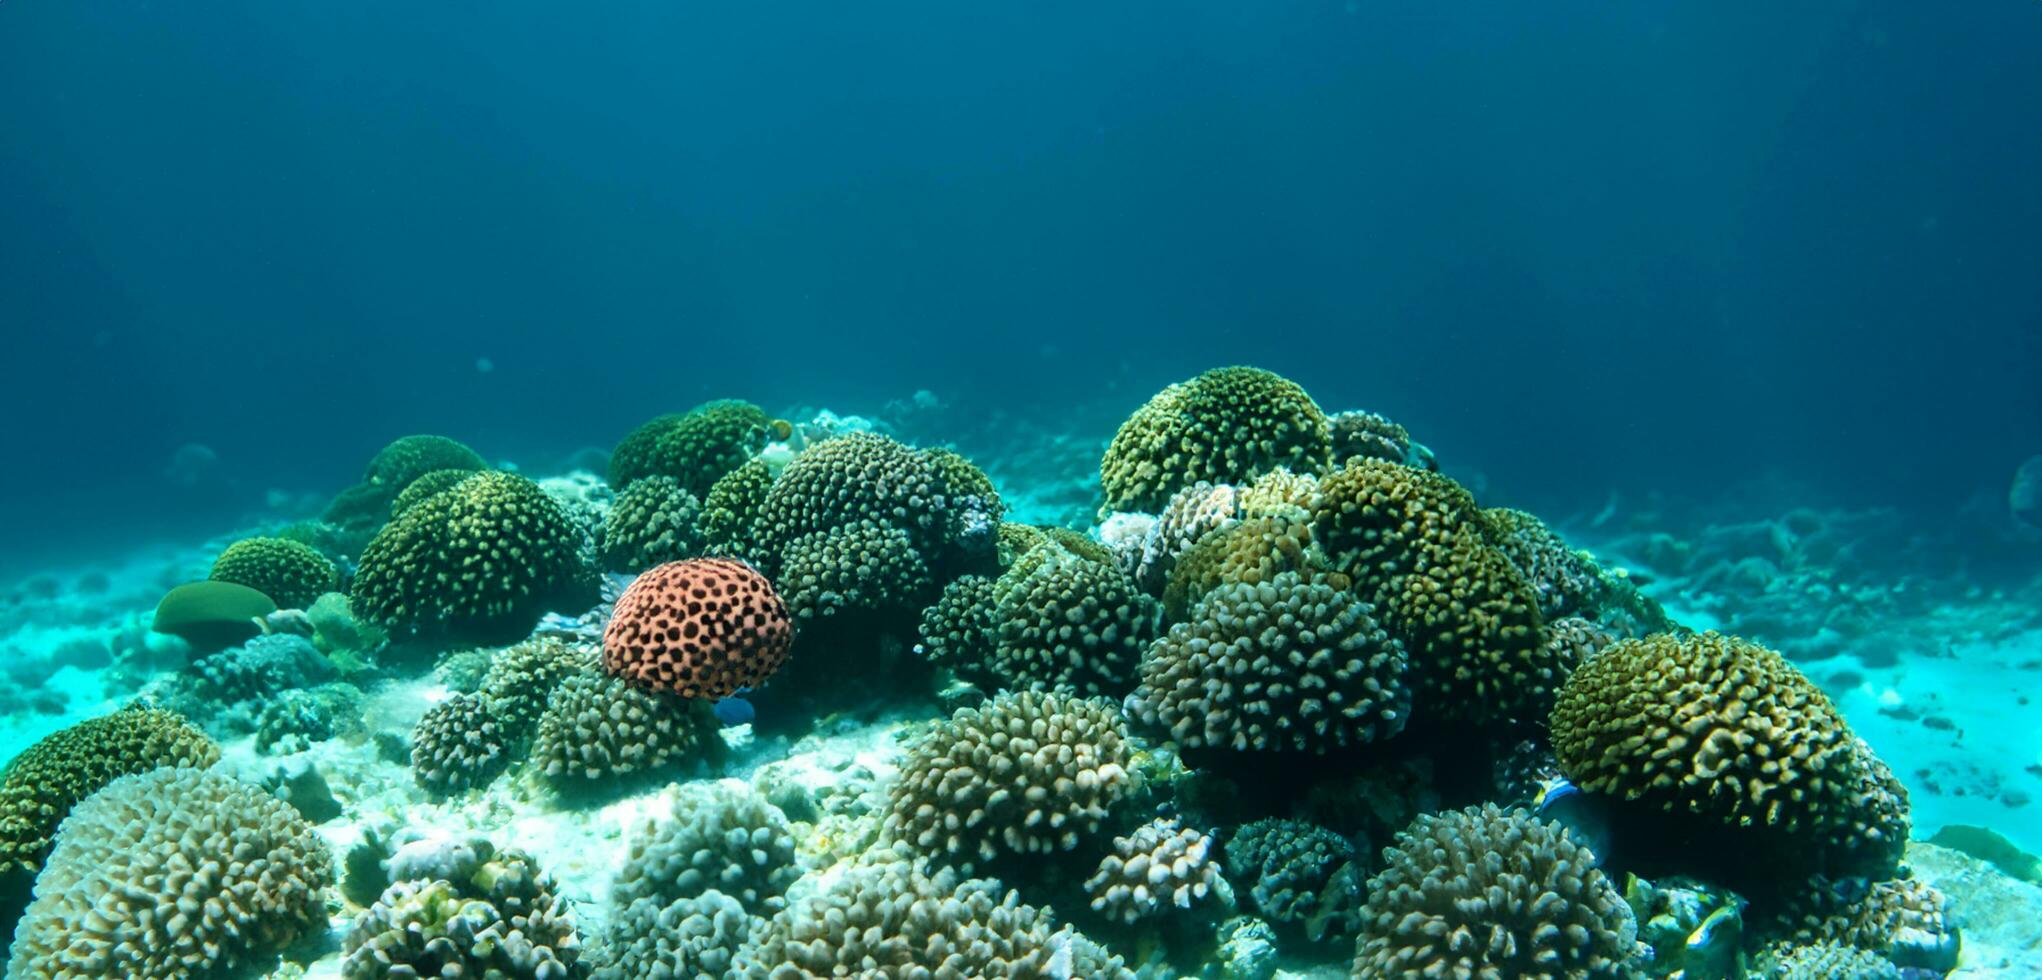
8,768,332,980
1225,818,1364,938
1757,942,1900,980
601,474,704,573
352,470,600,644
480,635,600,739
1773,876,1956,970
612,782,800,917
1161,511,1332,621
980,541,1156,696
0,703,219,882
390,467,477,518
1136,481,1240,592
411,691,510,796
343,844,583,979
755,432,998,573
1100,366,1332,514
1085,818,1224,924
1313,460,1548,725
777,519,933,622
208,535,342,610
365,434,487,491
915,574,997,674
1328,409,1415,467
741,842,1096,978
609,399,774,495
1482,507,1613,622
1352,804,1640,979
603,557,793,700
700,456,776,559
596,889,752,980
1550,632,1904,877
531,672,723,786
1132,571,1409,754
885,691,1136,867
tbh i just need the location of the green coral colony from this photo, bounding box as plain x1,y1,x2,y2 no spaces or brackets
0,370,1969,978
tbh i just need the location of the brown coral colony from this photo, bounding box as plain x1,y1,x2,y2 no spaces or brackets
602,557,794,700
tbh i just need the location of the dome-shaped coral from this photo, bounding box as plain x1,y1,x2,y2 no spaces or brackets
1161,511,1334,621
884,691,1137,868
1226,818,1365,939
1328,409,1417,467
978,542,1156,697
343,843,582,979
603,557,793,700
1352,804,1641,979
1100,366,1331,514
0,703,219,886
611,781,800,918
1549,632,1906,880
1085,818,1225,924
8,768,332,979
755,433,997,574
700,457,776,560
410,691,510,796
1136,481,1240,593
609,400,773,495
600,474,703,573
479,635,599,740
776,519,934,624
351,470,600,645
208,536,341,611
1131,571,1409,754
530,672,724,788
364,434,486,491
389,468,477,518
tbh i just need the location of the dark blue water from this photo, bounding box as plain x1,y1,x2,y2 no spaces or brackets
3,0,2039,574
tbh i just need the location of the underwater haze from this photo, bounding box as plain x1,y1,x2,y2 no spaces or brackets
2,1,2041,978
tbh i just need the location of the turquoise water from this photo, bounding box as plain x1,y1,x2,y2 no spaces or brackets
2,2,2039,978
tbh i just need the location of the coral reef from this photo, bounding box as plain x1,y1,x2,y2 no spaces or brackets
1351,804,1640,979
755,431,999,575
7,768,332,979
530,672,723,787
884,690,1136,867
1327,409,1417,468
602,557,793,700
1224,818,1364,941
1101,366,1331,514
0,703,219,886
352,470,601,645
208,535,342,610
364,434,487,492
922,540,1156,696
1133,571,1408,755
699,456,776,560
609,399,774,495
479,635,600,739
342,839,583,979
1085,817,1226,924
600,474,703,573
411,691,511,796
777,519,933,623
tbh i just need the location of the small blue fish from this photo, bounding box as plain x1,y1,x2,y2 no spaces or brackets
1536,776,1613,866
712,694,755,726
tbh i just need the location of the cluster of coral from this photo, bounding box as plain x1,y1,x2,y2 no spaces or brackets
0,371,1981,979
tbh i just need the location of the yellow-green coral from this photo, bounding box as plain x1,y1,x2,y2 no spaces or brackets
700,456,775,560
0,703,219,883
208,536,341,611
609,400,773,495
351,471,600,645
1161,511,1334,621
600,474,704,573
389,468,475,518
364,434,486,491
1550,632,1906,879
1100,366,1331,513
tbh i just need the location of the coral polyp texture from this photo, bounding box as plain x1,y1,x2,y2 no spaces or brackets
1131,570,1409,754
1136,480,1240,591
1225,817,1365,939
7,768,332,980
609,399,774,495
342,843,583,979
602,557,793,700
1327,409,1417,467
1312,459,1549,725
1351,803,1641,980
699,456,776,559
0,703,219,886
1100,366,1332,514
390,467,478,518
530,672,723,787
754,432,999,574
777,519,933,623
410,690,510,796
364,433,488,491
479,635,600,738
351,470,600,645
1085,818,1225,924
1549,631,1907,881
884,690,1136,867
600,474,704,572
975,540,1157,696
207,535,342,610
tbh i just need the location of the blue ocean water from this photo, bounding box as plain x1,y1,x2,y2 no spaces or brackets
1,1,2040,977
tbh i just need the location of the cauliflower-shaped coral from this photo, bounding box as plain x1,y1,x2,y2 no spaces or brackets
1756,942,1899,980
364,434,487,492
1135,481,1240,593
343,843,583,979
600,475,703,573
777,520,934,623
0,703,219,884
1352,804,1641,979
1161,511,1335,622
411,692,510,796
914,574,997,676
611,782,800,918
480,635,600,740
755,433,997,574
208,536,342,610
978,542,1156,697
390,468,477,518
351,471,601,645
1131,571,1409,754
530,672,723,788
884,691,1137,868
1100,366,1331,514
1225,818,1364,939
594,889,752,980
603,558,793,700
1550,632,1905,879
740,842,1115,978
8,768,332,980
1085,818,1225,924
699,457,776,560
1327,409,1416,468
1482,507,1616,622
609,400,773,495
